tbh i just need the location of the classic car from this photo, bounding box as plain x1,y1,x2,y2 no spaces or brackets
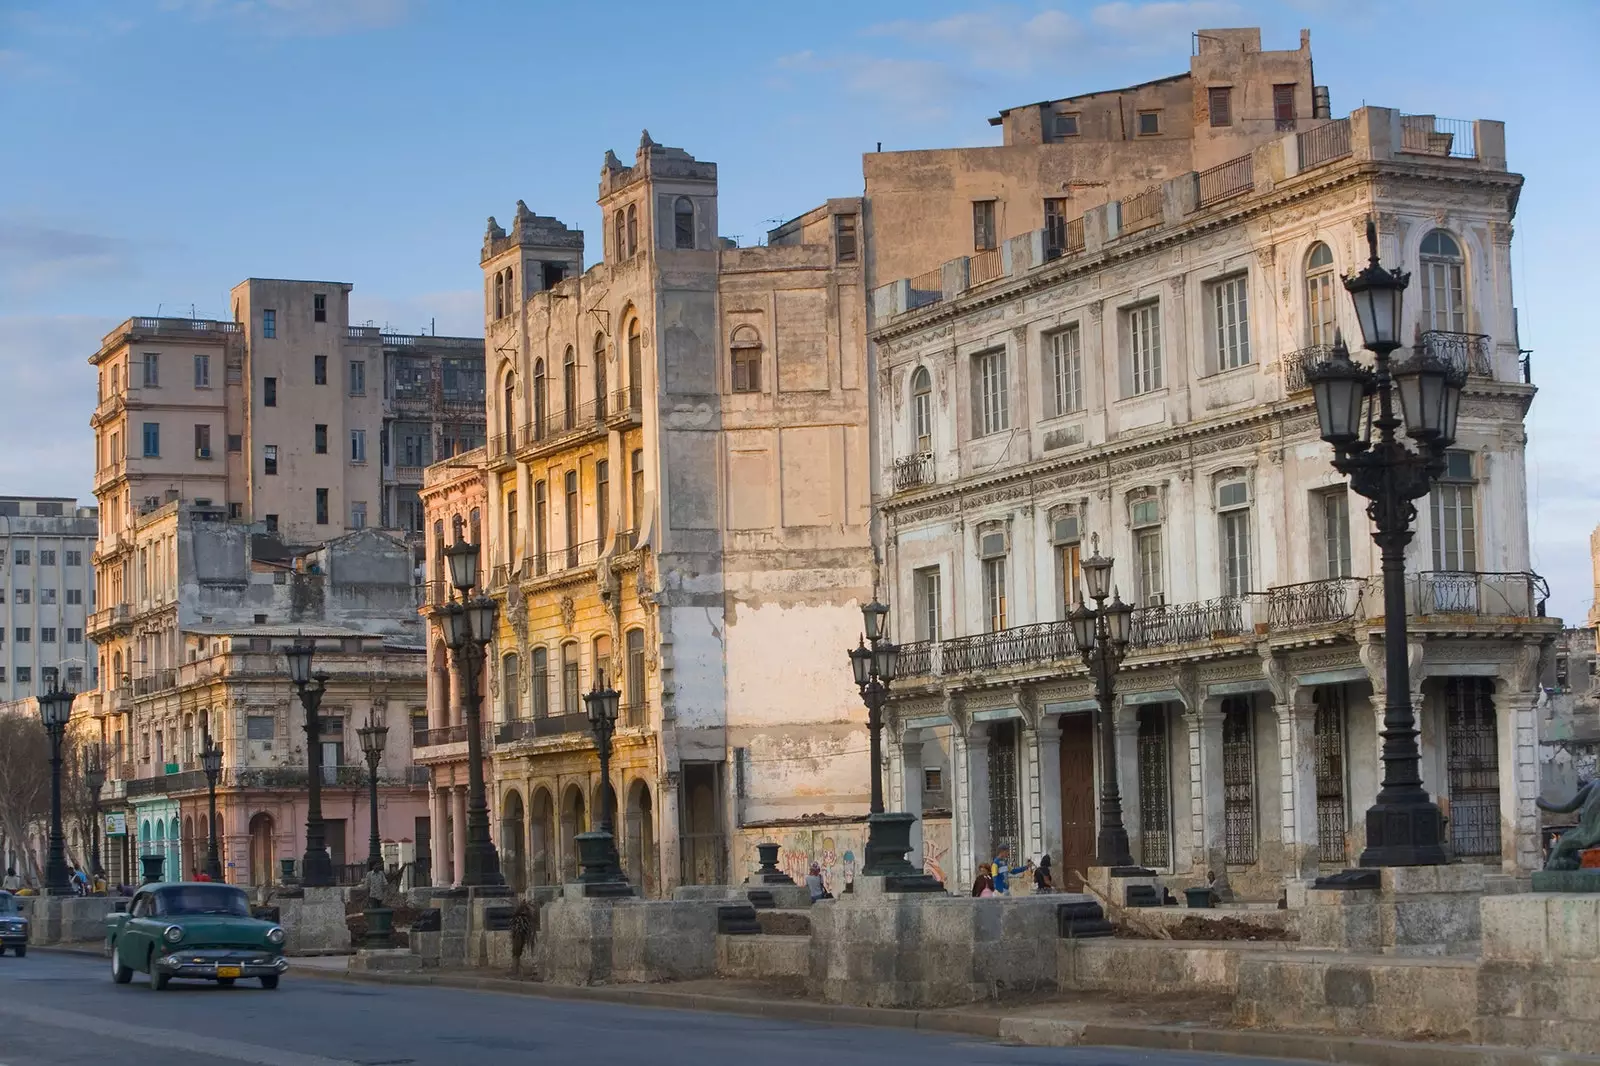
0,890,27,957
105,882,287,990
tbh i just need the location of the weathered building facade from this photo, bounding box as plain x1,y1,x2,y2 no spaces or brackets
869,35,1555,898
0,497,98,702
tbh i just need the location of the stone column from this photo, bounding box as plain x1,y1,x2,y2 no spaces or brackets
658,771,682,895
1184,698,1226,881
429,785,449,886
1496,645,1544,873
953,721,990,890
900,727,926,867
451,786,468,887
1029,716,1063,867
1114,708,1141,863
1275,689,1320,879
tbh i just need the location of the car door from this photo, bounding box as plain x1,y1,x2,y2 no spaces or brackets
122,892,153,964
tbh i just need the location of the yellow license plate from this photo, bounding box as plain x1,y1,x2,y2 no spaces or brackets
216,966,242,978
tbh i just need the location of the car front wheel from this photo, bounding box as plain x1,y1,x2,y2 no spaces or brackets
13,944,25,958
148,954,169,991
111,945,132,984
259,974,279,990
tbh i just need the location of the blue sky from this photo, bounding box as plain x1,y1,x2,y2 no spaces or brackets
3,0,1597,622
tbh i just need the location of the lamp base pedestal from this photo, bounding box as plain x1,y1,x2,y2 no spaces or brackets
575,831,634,898
862,812,945,892
1356,795,1449,868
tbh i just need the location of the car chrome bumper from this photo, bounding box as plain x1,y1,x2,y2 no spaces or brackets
154,953,288,978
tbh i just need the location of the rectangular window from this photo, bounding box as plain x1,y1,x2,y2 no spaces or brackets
314,354,327,384
227,434,243,453
315,488,329,525
15,589,28,604
972,200,996,252
982,557,1007,632
1133,498,1164,606
40,627,56,643
350,501,367,529
1049,325,1083,416
15,628,29,643
913,566,942,642
1044,197,1068,256
924,767,944,793
142,353,159,387
194,354,210,388
505,490,518,562
264,444,278,475
1218,480,1252,597
65,550,81,566
313,293,327,322
40,588,56,605
1208,86,1232,126
1050,111,1079,140
562,644,580,716
564,470,579,566
972,349,1009,437
265,514,278,533
16,667,28,683
1222,698,1257,864
1137,110,1161,136
1122,302,1163,396
1431,451,1477,571
625,630,646,711
1208,273,1251,371
263,377,277,407
534,481,547,570
39,549,55,566
66,588,82,604
311,423,327,454
12,549,26,565
595,459,610,548
262,309,276,338
247,715,276,741
1058,540,1082,614
630,449,645,534
1321,489,1352,578
350,429,366,463
834,213,858,263
529,649,549,717
194,424,211,458
1273,83,1296,124
349,359,366,396
142,422,160,457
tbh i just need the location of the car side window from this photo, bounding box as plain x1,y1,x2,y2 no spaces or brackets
130,894,149,918
150,893,166,917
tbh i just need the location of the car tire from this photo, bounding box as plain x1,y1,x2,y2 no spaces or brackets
111,945,132,984
259,975,279,990
13,944,24,958
148,954,169,992
0,943,7,956
217,978,235,987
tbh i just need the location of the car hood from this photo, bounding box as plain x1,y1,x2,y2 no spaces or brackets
162,916,281,949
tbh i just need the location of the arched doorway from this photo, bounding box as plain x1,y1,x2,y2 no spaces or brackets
183,815,195,878
249,812,275,887
170,817,181,880
530,788,555,886
624,780,655,896
154,820,167,881
559,784,586,882
501,789,526,893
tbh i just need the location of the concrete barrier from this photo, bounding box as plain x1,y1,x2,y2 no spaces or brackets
716,934,809,979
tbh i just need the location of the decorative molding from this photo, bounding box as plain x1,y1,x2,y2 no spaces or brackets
559,595,577,632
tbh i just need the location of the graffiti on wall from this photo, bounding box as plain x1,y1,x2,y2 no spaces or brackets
734,823,864,896
922,816,951,884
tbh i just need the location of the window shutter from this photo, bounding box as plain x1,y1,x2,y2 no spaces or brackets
1053,514,1079,544
1118,316,1134,398
980,531,1006,558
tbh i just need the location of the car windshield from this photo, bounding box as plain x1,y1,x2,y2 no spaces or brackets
0,892,16,915
158,885,251,917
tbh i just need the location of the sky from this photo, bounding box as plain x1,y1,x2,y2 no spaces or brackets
2,0,1597,622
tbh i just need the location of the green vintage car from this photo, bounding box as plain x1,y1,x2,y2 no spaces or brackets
0,890,27,956
106,882,287,990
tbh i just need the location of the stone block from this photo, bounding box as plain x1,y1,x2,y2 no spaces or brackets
348,948,423,973
1433,863,1490,894
611,900,721,983
1547,895,1600,961
753,885,811,910
1480,894,1549,962
716,934,809,979
671,885,740,902
1381,866,1439,894
1383,896,1480,955
534,895,616,985
278,887,352,955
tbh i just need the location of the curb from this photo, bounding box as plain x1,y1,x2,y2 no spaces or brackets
29,943,103,958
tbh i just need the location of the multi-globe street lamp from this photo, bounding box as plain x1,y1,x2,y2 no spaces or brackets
576,672,630,893
201,733,224,881
83,744,106,880
285,639,334,888
1068,539,1140,871
441,533,504,889
1306,219,1465,871
38,680,75,895
358,710,390,873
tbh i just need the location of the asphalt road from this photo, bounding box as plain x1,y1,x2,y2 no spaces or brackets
0,950,1299,1066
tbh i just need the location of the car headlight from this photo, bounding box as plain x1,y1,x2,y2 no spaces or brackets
162,925,184,944
265,926,286,946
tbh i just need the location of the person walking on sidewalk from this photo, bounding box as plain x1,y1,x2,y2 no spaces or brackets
989,843,1031,895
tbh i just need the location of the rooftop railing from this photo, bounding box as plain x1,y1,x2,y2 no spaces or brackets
1196,154,1254,207
907,267,945,311
1400,115,1477,160
969,248,1004,287
1297,118,1351,169
1409,571,1547,620
1119,186,1163,234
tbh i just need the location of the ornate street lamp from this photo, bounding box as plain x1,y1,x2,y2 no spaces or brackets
1071,535,1143,871
201,733,224,881
847,600,942,889
38,680,75,895
83,745,106,880
286,637,334,888
441,533,504,890
576,671,631,894
357,711,390,873
1307,218,1465,874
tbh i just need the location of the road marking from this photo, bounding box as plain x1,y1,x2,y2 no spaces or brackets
0,997,354,1066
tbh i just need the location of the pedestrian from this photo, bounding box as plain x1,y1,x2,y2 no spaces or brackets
1033,854,1055,893
71,866,89,895
1,867,21,892
805,862,832,902
970,863,995,897
195,868,212,882
988,843,1031,895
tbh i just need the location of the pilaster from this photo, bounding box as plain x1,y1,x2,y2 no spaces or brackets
1027,713,1063,865
1114,708,1141,860
1495,642,1547,874
1184,697,1226,881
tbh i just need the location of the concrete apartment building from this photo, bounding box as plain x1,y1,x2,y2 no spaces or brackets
867,28,1556,897
416,139,875,895
0,497,97,701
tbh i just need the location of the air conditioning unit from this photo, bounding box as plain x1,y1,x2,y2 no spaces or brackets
196,447,211,459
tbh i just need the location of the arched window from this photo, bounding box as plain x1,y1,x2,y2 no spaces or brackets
501,652,520,722
626,317,642,403
625,204,638,258
613,210,626,261
593,634,613,690
593,332,608,415
1305,242,1337,347
432,520,444,587
673,196,695,250
530,646,549,717
911,367,933,454
469,507,481,546
1419,230,1466,333
562,346,578,430
532,358,547,440
624,627,646,718
502,372,515,447
493,273,504,319
730,326,761,393
504,267,515,312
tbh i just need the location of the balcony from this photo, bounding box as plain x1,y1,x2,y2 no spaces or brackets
495,713,591,745
1264,578,1365,632
621,702,647,729
1282,344,1335,393
1296,118,1351,169
1399,115,1477,160
91,391,126,427
518,399,607,458
526,539,602,581
1119,186,1163,235
968,248,1003,288
892,453,935,493
1408,571,1547,620
87,603,133,637
1419,330,1493,378
92,459,127,491
1195,154,1254,207
416,724,469,747
131,669,177,698
607,386,642,429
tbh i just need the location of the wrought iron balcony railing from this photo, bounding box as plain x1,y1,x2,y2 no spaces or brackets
1408,571,1547,620
1265,578,1364,631
893,453,935,493
494,713,591,745
1283,344,1335,393
1419,330,1493,378
1129,596,1246,648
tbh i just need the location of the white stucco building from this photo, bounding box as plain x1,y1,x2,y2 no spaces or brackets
867,47,1556,898
0,497,98,701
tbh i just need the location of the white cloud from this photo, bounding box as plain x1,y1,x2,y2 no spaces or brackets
865,8,1081,73
0,220,135,304
158,0,411,37
1089,1,1245,51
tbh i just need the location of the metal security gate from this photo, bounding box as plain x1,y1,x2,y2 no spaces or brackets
1222,697,1257,865
1138,706,1171,868
987,721,1021,856
1445,678,1501,858
1314,686,1349,864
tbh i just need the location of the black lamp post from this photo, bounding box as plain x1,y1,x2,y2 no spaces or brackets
201,733,223,881
38,680,74,895
442,533,504,890
358,710,390,873
1068,538,1142,871
575,671,631,893
1307,219,1463,872
83,745,106,880
285,639,334,889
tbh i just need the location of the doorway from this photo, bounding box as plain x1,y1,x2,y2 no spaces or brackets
249,812,275,886
1058,714,1096,889
1444,677,1501,859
